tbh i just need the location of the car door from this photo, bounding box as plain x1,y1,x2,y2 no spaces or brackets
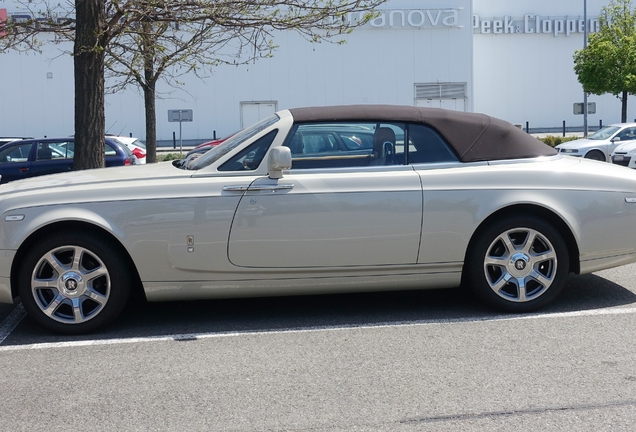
29,140,74,177
405,123,469,265
0,141,35,182
226,122,423,268
612,126,636,154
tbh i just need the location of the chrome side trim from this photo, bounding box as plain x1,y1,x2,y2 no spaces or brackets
580,252,636,274
144,271,462,302
4,215,24,221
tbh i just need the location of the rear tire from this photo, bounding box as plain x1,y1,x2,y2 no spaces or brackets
464,215,569,312
18,230,131,334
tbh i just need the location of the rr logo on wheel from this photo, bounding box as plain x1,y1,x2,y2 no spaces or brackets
515,260,526,271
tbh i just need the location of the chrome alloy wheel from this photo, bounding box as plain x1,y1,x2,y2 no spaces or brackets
483,227,557,302
30,245,111,324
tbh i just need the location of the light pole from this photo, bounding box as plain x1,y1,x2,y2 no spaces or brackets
583,0,589,137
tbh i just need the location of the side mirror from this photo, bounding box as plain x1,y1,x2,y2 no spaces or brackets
267,146,292,179
612,137,621,142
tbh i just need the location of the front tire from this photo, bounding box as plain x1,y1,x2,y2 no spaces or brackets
585,150,605,161
18,230,131,334
464,215,569,312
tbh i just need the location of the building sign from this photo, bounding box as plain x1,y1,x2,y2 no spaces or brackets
473,14,599,37
573,102,596,115
347,8,465,29
0,7,467,32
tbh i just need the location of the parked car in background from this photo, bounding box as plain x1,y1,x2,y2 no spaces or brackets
3,105,636,334
555,123,636,161
610,138,636,168
108,135,146,164
0,137,134,183
0,137,32,145
185,133,236,158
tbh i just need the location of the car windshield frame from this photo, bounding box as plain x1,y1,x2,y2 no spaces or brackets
587,126,621,140
187,114,280,170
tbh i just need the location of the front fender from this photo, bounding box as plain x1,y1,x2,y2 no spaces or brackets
1,205,124,251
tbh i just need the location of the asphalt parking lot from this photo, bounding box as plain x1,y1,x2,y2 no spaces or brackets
1,264,636,430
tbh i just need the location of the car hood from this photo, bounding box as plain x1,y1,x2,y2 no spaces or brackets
613,141,636,153
0,162,196,213
0,162,185,195
556,138,607,150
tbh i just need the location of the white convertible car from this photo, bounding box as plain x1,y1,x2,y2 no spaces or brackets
1,105,636,334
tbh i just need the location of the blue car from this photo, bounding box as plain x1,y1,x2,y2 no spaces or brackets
0,137,134,183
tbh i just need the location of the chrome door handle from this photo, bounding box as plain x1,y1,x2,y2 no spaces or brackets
223,185,249,192
223,184,294,192
247,184,294,192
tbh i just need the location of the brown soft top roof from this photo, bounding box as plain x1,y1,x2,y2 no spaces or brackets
288,105,555,162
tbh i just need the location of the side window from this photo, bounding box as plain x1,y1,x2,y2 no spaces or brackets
105,143,117,156
283,122,405,169
218,129,278,171
37,141,73,160
407,124,458,164
618,127,636,141
340,132,373,150
0,143,33,163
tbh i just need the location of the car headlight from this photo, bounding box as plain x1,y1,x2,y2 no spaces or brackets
560,149,579,154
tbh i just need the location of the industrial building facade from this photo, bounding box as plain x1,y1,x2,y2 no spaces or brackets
0,0,629,143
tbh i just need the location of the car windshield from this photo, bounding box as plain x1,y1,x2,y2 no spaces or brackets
588,126,620,140
185,115,279,170
131,139,145,150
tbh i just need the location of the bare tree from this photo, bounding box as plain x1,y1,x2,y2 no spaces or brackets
1,1,384,167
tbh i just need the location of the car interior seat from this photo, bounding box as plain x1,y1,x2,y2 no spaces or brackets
371,127,396,165
37,144,53,160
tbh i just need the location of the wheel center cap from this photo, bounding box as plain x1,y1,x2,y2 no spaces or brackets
61,272,84,295
509,253,531,277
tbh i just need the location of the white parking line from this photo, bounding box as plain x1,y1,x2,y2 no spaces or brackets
0,304,26,345
1,305,636,352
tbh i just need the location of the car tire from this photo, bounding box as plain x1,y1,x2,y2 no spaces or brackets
585,150,605,161
464,215,569,312
18,230,131,334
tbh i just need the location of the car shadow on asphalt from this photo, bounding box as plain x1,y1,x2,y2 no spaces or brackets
5,272,636,345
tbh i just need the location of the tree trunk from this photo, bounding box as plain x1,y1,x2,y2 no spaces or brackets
142,23,158,163
143,81,157,163
622,90,629,123
74,0,106,170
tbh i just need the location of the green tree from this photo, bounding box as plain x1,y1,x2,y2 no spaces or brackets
574,0,636,122
1,1,384,168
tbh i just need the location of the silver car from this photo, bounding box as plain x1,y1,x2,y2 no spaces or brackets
2,105,636,334
555,123,636,161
